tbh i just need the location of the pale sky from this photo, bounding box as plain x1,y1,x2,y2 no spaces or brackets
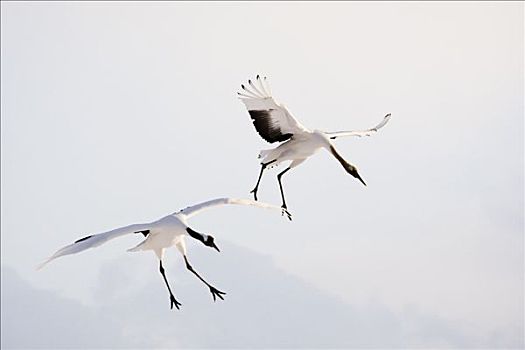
1,1,523,348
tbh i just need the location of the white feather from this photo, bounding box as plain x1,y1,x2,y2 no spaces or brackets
324,113,392,139
38,197,287,269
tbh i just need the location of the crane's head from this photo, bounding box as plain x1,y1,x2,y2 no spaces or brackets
186,227,221,252
204,235,220,252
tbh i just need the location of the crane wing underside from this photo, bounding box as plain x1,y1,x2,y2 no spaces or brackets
38,223,151,269
238,75,309,144
325,113,392,139
174,197,287,219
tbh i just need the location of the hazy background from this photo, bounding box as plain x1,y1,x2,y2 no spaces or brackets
1,2,523,348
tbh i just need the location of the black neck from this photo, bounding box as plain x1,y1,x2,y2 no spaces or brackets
186,227,206,243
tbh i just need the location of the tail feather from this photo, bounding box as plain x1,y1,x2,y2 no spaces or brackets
258,149,272,159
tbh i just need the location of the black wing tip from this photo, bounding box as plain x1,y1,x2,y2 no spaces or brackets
248,110,292,143
74,235,93,243
134,230,150,237
256,74,260,79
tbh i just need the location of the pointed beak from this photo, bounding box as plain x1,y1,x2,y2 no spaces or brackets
356,173,367,186
212,242,221,253
350,168,367,186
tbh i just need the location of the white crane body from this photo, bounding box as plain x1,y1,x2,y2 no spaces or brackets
238,75,392,217
39,197,288,310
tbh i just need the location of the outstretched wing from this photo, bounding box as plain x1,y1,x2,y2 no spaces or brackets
324,113,392,139
238,75,309,143
175,197,288,219
37,223,151,270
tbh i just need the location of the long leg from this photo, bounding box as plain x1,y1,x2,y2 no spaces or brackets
184,256,226,302
277,167,292,221
250,159,277,200
159,260,182,310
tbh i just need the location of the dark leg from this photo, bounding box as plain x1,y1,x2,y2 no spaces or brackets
184,256,226,302
159,260,182,310
277,167,292,221
250,160,277,200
